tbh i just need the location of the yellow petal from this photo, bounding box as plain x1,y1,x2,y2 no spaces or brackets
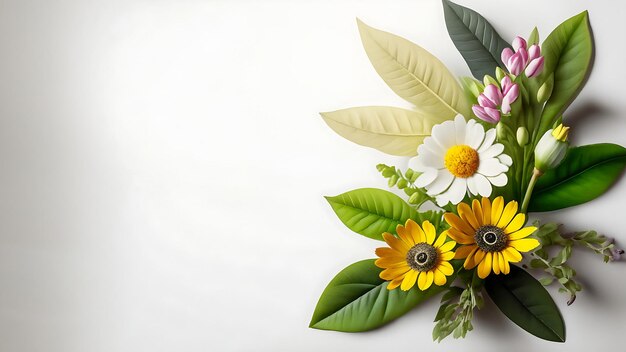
380,266,410,280
405,219,424,244
509,238,540,252
481,197,492,225
454,244,477,259
490,196,504,225
422,220,436,245
496,200,519,228
434,269,447,286
438,261,454,275
417,271,427,290
471,199,484,227
508,226,538,240
400,269,418,291
396,224,415,246
375,247,404,259
421,270,434,290
444,213,475,236
440,251,455,261
504,213,526,234
387,276,403,290
447,228,475,244
477,252,493,279
498,252,506,274
463,247,480,269
433,232,446,248
375,256,407,268
458,202,479,230
502,247,522,262
382,233,410,254
492,252,501,274
501,256,511,274
438,239,456,252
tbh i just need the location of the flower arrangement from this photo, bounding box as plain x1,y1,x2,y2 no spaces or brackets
310,0,626,342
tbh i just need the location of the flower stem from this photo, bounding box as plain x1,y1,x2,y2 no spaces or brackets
521,168,543,213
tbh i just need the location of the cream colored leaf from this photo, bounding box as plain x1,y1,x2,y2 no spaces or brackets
321,106,444,156
357,19,469,118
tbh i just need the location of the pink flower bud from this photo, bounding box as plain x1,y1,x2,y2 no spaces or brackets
500,76,513,95
517,47,529,66
478,94,497,109
473,105,499,123
483,84,503,105
501,48,514,66
508,54,524,76
528,44,541,61
503,83,519,105
525,56,545,77
484,106,501,122
512,36,527,51
501,98,511,114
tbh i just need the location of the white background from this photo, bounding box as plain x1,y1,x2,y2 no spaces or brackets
0,0,625,351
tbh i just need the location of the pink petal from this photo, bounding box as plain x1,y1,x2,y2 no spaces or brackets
503,83,519,104
525,57,545,77
508,54,523,76
513,36,527,51
528,44,541,61
473,105,498,123
501,98,511,114
483,84,503,105
484,107,501,123
517,47,529,66
500,76,513,95
501,48,514,67
478,94,497,108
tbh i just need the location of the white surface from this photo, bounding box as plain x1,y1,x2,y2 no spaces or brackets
0,0,624,351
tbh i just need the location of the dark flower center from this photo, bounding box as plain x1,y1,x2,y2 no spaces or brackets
406,243,438,271
474,225,507,252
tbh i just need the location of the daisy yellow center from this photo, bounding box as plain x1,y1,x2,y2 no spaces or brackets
444,145,479,178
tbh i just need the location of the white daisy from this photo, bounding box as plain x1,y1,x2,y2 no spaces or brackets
409,115,512,206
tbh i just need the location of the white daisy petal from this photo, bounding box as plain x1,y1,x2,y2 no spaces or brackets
480,143,505,159
466,175,479,195
454,115,467,145
498,153,513,166
465,122,485,149
432,120,457,150
435,193,450,207
415,168,438,188
417,148,444,169
474,174,493,197
426,171,454,195
477,157,508,177
488,173,508,187
419,139,445,159
478,129,497,153
444,177,468,205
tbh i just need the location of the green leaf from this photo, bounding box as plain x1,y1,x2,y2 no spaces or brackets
441,0,511,79
357,19,469,118
538,11,593,135
485,265,565,342
528,27,540,45
325,188,418,240
310,259,443,331
320,106,444,156
529,144,626,212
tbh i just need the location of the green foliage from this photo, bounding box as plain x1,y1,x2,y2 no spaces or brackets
376,164,431,207
325,188,418,241
529,144,626,211
432,274,484,341
485,265,566,342
441,0,511,79
310,259,445,332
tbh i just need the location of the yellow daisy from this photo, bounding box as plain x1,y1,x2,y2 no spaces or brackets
444,196,539,279
375,219,456,291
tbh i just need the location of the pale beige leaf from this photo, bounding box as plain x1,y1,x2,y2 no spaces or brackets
321,106,443,156
357,19,469,118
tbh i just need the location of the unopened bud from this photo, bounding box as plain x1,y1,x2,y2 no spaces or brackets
495,67,506,82
534,124,570,172
483,75,499,87
516,127,529,146
537,74,554,103
496,122,507,141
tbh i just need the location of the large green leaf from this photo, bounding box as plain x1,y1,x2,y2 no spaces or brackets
538,11,593,135
310,259,443,331
357,19,469,118
325,188,418,240
442,0,511,79
320,106,446,156
529,144,626,212
485,265,565,342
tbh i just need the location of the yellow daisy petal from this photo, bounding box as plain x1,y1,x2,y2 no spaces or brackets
447,228,475,244
472,199,484,227
508,226,538,240
444,213,475,236
502,247,522,262
396,224,415,246
496,200,519,228
375,247,403,258
375,256,407,268
477,252,493,279
433,232,447,248
463,247,480,269
491,196,504,225
509,238,540,252
382,233,410,254
422,220,436,245
492,252,501,274
481,197,492,225
423,270,434,290
458,202,479,230
469,249,486,270
400,270,418,291
417,271,428,290
405,219,424,244
433,269,447,286
440,251,455,261
498,252,506,274
501,255,511,274
504,213,526,234
454,244,477,259
387,276,404,290
438,239,457,253
438,261,454,275
380,266,411,280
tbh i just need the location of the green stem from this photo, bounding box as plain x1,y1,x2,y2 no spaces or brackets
521,168,542,213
